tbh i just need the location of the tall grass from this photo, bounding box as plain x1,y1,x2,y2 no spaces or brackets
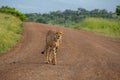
0,13,22,53
75,18,120,38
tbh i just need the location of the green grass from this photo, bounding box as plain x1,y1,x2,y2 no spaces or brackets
75,18,120,39
0,13,22,53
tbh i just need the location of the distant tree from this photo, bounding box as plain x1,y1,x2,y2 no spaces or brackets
36,17,47,24
116,5,120,16
90,9,100,17
77,8,88,15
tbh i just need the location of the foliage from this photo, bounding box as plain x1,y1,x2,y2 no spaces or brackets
0,6,27,21
0,13,22,53
75,18,120,38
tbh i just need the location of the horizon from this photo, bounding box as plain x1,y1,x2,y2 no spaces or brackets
0,0,120,13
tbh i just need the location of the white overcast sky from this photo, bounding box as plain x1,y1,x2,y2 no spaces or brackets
0,0,120,13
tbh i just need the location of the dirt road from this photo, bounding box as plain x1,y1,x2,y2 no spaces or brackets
0,22,120,80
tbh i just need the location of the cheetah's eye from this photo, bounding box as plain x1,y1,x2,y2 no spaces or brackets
56,34,60,39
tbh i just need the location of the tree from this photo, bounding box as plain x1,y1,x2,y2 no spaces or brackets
116,5,120,16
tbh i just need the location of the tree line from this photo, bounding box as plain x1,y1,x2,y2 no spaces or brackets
25,8,117,27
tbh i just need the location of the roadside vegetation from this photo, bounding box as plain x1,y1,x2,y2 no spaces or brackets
0,7,24,53
75,18,120,38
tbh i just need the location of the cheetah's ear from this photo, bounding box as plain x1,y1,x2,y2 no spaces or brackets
59,32,63,34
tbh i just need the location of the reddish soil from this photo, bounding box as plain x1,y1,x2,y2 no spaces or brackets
0,22,120,80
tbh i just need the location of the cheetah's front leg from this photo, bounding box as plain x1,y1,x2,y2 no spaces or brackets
52,48,57,65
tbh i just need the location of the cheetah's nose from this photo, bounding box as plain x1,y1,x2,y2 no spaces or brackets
56,36,60,39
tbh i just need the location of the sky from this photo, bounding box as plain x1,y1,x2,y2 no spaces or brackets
0,0,120,13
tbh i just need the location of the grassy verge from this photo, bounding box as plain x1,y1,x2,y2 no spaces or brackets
0,13,22,53
75,18,120,39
